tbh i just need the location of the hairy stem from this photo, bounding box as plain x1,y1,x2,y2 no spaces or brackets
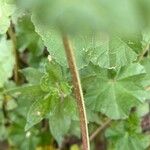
8,22,20,85
89,119,112,141
62,35,90,150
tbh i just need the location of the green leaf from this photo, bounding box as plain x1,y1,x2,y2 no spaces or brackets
31,15,88,69
40,62,63,92
136,103,149,117
49,96,78,145
86,35,137,69
5,84,47,118
0,124,8,140
9,120,40,150
31,14,138,69
31,15,138,69
40,61,72,95
142,29,150,48
0,0,16,34
121,34,143,54
141,58,150,74
6,84,45,101
25,94,58,131
0,36,15,87
141,58,150,87
68,121,80,138
86,109,100,124
45,61,63,83
83,63,147,119
25,84,78,144
25,95,58,130
21,67,43,84
16,16,44,54
49,109,71,145
105,114,150,150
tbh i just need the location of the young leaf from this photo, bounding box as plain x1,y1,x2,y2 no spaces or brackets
45,61,63,83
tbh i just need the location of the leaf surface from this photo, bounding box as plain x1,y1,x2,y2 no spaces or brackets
86,35,137,68
0,0,15,34
0,36,14,87
83,63,147,119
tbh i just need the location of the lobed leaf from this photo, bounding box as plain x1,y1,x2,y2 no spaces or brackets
83,63,147,119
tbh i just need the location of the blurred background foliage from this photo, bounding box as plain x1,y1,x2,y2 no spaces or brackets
14,0,150,35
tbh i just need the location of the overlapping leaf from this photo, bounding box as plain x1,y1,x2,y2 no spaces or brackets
31,17,138,69
31,15,88,69
24,62,78,145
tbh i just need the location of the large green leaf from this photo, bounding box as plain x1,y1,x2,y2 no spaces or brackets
86,35,137,69
83,63,147,119
0,36,15,87
31,15,138,69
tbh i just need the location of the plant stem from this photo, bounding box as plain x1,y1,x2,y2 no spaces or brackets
2,94,10,127
62,35,90,150
8,22,20,85
138,44,149,62
89,119,112,141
